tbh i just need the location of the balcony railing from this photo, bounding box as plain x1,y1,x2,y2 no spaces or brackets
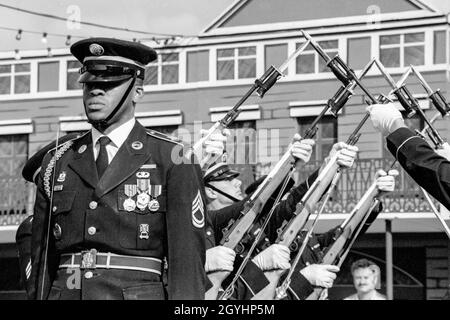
0,158,438,227
297,158,438,214
0,178,35,227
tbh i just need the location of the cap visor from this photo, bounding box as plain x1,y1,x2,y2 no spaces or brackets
78,72,132,83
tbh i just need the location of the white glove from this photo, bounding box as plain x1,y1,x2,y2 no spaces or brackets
435,142,450,161
366,103,405,136
205,246,236,273
252,244,291,271
299,264,340,288
326,142,359,168
375,169,399,192
201,128,230,156
291,133,315,164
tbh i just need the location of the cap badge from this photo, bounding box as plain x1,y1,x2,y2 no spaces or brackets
89,43,104,56
131,141,143,150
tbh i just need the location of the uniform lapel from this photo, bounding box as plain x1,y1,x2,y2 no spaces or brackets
95,121,151,198
68,132,99,188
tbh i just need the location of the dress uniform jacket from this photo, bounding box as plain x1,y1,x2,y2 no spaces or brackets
16,215,34,298
30,121,206,300
386,127,450,210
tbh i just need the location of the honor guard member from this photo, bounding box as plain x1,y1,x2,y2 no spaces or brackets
203,162,291,300
367,103,450,210
29,38,207,300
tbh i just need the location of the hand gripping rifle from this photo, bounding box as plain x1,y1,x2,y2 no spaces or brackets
304,172,397,300
375,61,450,239
374,59,446,148
274,31,386,252
187,40,311,168
217,76,356,299
276,67,415,299
273,100,383,299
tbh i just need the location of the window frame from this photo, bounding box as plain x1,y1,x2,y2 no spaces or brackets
0,62,32,95
216,45,257,81
379,32,426,68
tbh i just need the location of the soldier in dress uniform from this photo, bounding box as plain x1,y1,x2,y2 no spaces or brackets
29,37,208,300
367,102,450,210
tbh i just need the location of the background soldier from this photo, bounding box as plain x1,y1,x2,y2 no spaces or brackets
29,37,207,300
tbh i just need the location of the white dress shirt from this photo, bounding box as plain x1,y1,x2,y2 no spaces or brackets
91,117,136,164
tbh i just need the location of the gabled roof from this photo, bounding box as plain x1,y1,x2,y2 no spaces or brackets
201,0,442,37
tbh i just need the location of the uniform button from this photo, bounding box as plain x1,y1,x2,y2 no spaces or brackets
206,231,212,236
87,226,97,235
84,271,93,279
52,206,57,213
89,201,98,210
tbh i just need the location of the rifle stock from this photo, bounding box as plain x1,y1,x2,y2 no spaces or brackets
305,181,380,300
220,148,295,250
276,155,340,247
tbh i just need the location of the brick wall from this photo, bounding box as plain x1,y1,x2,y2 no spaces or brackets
426,244,450,300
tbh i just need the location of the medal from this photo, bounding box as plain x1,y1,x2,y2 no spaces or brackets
136,178,150,211
148,184,162,212
148,199,160,212
123,185,137,212
137,192,150,211
123,198,136,212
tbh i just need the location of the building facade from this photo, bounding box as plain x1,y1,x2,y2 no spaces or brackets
0,0,449,299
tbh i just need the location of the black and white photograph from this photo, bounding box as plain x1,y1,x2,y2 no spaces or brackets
0,0,449,307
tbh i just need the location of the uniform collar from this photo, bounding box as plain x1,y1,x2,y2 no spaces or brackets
91,117,136,148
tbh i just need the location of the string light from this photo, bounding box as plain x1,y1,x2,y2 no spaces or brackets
65,35,71,46
47,47,52,57
15,29,22,40
14,49,20,60
41,32,47,43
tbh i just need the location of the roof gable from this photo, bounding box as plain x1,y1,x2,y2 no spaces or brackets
204,0,436,33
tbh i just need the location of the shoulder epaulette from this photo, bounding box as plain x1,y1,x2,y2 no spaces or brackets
46,132,87,154
145,128,186,146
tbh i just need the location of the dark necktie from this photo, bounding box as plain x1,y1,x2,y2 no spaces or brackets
96,136,111,178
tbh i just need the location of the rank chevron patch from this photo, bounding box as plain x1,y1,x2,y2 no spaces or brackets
192,190,205,228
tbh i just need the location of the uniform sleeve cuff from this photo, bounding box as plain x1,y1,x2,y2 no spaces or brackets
239,261,270,296
288,272,314,300
386,127,417,157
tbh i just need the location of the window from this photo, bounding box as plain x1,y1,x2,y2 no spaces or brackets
144,52,179,85
434,30,446,64
67,60,82,90
0,63,31,95
380,32,425,68
217,46,256,80
38,61,59,92
187,50,209,83
224,121,256,166
297,116,337,161
0,135,29,225
296,40,339,74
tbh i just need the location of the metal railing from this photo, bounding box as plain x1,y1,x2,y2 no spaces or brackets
0,178,35,226
297,158,439,214
0,158,439,227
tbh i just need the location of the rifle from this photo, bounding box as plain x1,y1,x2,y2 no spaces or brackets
217,71,363,299
305,177,386,300
375,61,450,239
374,59,445,147
189,40,312,168
302,30,380,105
